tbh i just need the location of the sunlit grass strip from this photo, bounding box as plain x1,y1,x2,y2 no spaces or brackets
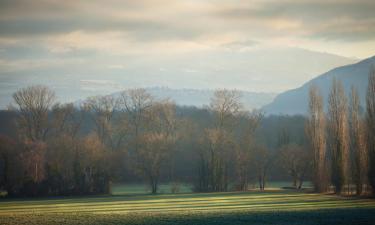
0,195,337,210
0,197,358,212
0,192,331,207
0,192,374,216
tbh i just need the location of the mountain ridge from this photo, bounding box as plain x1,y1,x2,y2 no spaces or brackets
262,55,375,115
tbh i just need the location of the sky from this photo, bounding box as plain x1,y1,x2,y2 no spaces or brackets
0,0,374,102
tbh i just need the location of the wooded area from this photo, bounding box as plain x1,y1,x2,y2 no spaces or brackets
0,69,374,197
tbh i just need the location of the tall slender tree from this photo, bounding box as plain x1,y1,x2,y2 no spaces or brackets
366,67,375,195
349,86,367,195
306,85,327,192
327,78,349,194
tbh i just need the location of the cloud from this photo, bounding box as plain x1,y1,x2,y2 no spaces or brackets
215,0,375,42
0,0,374,49
221,40,258,51
0,0,374,99
0,0,204,42
309,17,375,41
107,64,125,69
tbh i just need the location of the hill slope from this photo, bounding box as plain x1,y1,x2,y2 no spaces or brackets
262,56,375,115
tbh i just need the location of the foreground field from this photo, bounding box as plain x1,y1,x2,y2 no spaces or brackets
0,190,374,225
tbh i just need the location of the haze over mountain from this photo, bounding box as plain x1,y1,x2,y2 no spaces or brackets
115,87,277,110
2,0,375,110
0,48,356,109
263,55,375,115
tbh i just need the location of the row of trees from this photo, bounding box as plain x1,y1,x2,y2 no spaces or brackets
307,68,375,195
0,87,178,196
1,85,296,196
1,70,374,197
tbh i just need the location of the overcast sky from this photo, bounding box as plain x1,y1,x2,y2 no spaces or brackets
0,0,374,99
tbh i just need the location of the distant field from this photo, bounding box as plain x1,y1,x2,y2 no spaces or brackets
0,189,374,225
111,181,312,195
111,183,194,195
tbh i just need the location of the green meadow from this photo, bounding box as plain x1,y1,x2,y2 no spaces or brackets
110,181,312,195
0,185,374,225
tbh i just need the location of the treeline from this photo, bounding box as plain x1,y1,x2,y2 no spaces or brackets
1,69,374,197
0,88,179,196
307,68,375,195
0,86,309,197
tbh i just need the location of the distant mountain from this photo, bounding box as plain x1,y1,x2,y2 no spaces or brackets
110,87,277,110
0,47,357,109
262,56,375,115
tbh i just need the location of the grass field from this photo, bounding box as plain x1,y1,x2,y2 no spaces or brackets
111,181,312,195
0,188,374,225
111,183,194,195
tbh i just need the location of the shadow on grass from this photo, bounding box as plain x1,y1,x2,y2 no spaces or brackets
1,208,375,225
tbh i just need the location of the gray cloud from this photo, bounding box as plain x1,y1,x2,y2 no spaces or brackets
0,16,202,41
0,0,204,41
1,0,374,42
215,0,375,41
218,1,375,20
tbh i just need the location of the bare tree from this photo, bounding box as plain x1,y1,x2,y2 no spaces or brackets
204,128,234,192
327,78,349,194
253,144,271,191
117,89,154,153
236,110,263,191
51,103,83,139
11,85,56,141
279,143,311,189
46,103,85,195
83,95,119,150
136,101,177,194
306,85,328,192
79,134,110,194
210,89,242,129
366,67,375,195
199,89,243,191
138,133,174,194
350,87,368,195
